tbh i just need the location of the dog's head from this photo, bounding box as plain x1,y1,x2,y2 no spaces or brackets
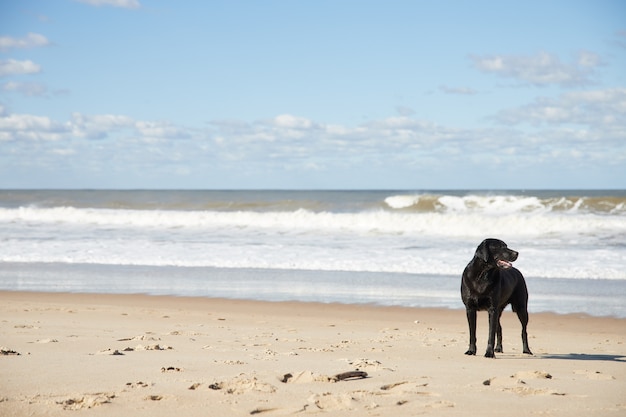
475,238,518,269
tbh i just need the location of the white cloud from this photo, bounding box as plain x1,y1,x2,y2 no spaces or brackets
363,116,436,135
0,113,70,141
74,0,140,9
272,114,313,129
0,111,191,143
0,59,42,77
577,50,601,68
1,107,624,188
470,51,600,87
135,120,191,140
71,113,135,139
494,87,626,128
2,81,48,97
0,33,50,52
3,106,623,160
71,113,135,128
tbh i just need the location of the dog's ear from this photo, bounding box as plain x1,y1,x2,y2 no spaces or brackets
475,240,490,262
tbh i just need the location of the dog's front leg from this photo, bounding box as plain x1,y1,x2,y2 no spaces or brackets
495,309,504,353
485,307,498,358
465,308,477,355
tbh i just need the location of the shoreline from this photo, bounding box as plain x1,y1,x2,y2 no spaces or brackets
1,289,626,320
2,262,625,318
1,291,625,416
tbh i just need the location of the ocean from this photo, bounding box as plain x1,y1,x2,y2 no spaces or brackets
1,190,625,317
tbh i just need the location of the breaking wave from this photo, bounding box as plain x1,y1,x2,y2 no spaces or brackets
384,193,626,214
0,204,623,239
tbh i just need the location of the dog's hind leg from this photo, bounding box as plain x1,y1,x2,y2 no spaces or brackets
465,308,477,355
516,308,532,355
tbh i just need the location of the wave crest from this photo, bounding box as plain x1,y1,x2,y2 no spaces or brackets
1,205,623,240
384,193,626,214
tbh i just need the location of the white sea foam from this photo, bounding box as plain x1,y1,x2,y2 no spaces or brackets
0,201,625,280
0,205,622,238
384,195,421,209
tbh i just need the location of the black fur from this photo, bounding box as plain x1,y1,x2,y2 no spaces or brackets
461,238,532,358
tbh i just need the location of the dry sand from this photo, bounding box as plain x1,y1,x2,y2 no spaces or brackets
1,291,624,416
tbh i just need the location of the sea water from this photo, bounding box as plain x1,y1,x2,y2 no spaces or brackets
0,190,625,317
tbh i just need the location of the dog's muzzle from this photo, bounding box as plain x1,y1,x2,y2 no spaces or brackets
497,249,518,269
497,259,513,269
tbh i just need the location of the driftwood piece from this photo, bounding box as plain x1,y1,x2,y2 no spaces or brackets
332,371,368,381
280,370,368,384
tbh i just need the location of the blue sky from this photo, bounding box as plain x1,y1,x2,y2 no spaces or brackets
1,0,625,189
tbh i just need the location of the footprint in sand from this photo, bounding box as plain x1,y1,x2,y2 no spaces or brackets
134,344,173,351
34,338,59,344
14,324,39,329
484,371,565,396
425,400,455,409
280,371,331,383
503,386,566,396
484,370,552,386
510,370,553,383
308,392,359,411
222,360,247,365
574,370,615,380
344,358,395,372
308,387,440,412
161,366,182,372
56,393,116,410
208,374,277,395
125,381,150,389
95,348,125,355
117,334,161,342
379,379,434,409
120,344,173,352
380,380,430,394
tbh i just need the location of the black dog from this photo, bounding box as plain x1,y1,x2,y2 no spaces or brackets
461,238,532,358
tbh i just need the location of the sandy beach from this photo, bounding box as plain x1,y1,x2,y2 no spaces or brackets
1,291,624,416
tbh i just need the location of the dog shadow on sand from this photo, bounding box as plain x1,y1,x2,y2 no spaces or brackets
539,353,626,362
